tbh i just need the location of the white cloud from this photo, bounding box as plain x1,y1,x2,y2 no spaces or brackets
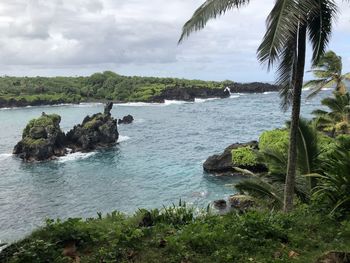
0,0,348,81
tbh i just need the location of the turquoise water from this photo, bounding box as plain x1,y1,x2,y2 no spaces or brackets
0,91,330,242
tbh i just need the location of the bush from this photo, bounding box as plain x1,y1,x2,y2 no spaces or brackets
231,146,258,166
259,129,289,153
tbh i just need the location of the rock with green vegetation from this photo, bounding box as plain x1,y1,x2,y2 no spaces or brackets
13,113,66,162
66,102,119,151
203,141,267,175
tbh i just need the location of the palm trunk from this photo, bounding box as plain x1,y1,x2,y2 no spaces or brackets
283,25,307,212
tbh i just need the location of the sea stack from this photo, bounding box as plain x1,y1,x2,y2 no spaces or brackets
13,113,67,162
13,102,119,162
66,102,119,152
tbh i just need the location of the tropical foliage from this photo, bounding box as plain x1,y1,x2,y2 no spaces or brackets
313,92,350,136
231,146,258,166
311,146,350,215
0,71,231,105
304,50,350,98
1,205,350,263
179,0,340,212
236,119,319,208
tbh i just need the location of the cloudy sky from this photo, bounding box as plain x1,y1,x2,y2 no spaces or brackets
0,0,349,81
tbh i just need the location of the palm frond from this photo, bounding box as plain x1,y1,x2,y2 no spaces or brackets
275,33,298,110
257,0,314,68
235,179,284,208
179,0,249,43
307,79,336,99
307,0,337,64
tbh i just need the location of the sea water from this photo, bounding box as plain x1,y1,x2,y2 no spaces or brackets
0,90,330,242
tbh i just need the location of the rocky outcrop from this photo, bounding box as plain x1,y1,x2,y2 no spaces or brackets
228,82,279,93
66,103,119,152
151,86,230,102
203,141,267,175
0,97,72,108
13,113,67,162
118,115,134,124
13,103,119,161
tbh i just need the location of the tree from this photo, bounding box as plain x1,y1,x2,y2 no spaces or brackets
313,92,350,136
179,0,338,211
304,51,350,98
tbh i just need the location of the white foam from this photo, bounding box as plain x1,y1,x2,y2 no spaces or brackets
118,135,130,142
116,102,162,107
57,152,96,163
0,153,12,161
163,100,188,105
194,98,219,103
73,103,103,108
263,91,278,95
230,95,240,99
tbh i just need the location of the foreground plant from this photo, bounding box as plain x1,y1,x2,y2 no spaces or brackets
311,146,350,215
179,0,339,212
2,206,350,263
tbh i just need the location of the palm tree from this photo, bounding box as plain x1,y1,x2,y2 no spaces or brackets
304,51,350,98
313,92,350,136
235,119,320,208
179,0,338,211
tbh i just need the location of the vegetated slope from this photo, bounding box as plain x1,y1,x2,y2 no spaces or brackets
0,71,278,107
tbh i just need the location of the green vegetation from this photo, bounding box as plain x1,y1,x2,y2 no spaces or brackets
180,0,340,212
1,204,350,263
313,92,350,136
304,50,350,97
258,129,289,154
231,146,258,166
22,114,61,140
0,71,231,106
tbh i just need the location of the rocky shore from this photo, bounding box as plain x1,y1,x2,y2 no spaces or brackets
0,82,278,108
13,102,120,162
150,82,278,102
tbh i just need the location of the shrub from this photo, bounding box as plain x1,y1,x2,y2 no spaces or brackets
259,129,289,153
231,146,258,166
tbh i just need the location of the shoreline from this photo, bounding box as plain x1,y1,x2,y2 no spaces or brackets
0,91,279,109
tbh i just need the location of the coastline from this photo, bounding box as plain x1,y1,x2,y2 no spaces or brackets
0,82,279,109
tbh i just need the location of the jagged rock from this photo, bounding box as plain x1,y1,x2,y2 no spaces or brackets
151,86,230,102
118,115,134,124
13,103,119,161
13,113,66,162
203,141,267,175
66,103,119,151
104,101,113,115
228,82,279,93
213,200,227,210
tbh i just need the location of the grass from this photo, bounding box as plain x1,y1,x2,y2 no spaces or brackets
1,204,349,263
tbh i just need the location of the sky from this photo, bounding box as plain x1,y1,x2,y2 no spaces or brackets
0,0,349,82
